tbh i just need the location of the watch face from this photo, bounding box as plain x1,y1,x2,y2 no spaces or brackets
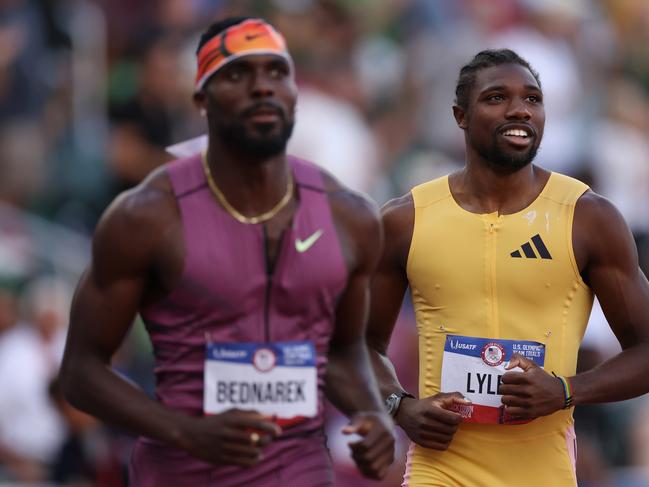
386,394,399,416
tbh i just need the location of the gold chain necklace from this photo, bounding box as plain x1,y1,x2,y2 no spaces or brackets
201,152,294,224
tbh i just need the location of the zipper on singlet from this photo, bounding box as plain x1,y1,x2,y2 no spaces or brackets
262,225,286,342
486,218,499,337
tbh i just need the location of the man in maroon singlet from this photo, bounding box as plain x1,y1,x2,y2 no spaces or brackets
60,16,394,487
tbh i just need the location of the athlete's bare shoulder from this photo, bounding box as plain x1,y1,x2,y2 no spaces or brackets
319,169,381,235
317,168,381,272
575,189,620,218
574,189,636,273
381,193,414,230
574,189,630,239
93,165,179,269
379,193,414,269
101,165,175,228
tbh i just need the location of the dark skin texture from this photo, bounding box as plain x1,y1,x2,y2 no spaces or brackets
60,53,394,479
367,62,649,450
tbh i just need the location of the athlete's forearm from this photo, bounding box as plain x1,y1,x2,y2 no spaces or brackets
570,342,649,404
60,353,189,447
367,346,411,400
324,340,385,416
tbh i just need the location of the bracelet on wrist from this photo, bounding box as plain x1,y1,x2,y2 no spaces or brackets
552,372,574,409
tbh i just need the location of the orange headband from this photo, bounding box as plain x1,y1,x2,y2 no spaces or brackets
195,19,292,91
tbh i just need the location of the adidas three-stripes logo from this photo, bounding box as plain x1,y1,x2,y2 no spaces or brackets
510,234,552,259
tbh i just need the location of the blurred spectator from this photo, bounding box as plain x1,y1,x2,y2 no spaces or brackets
588,76,649,275
0,0,59,119
108,33,197,193
629,398,649,481
0,120,46,207
0,278,66,482
272,1,382,195
604,0,649,94
0,0,58,207
288,84,381,195
0,209,36,284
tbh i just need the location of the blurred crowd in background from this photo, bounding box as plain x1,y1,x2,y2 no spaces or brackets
1,0,649,485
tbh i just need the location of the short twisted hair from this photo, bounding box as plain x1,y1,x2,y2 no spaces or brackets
455,49,541,109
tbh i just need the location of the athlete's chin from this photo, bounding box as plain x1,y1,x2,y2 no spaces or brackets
220,122,294,158
241,136,290,159
489,146,540,172
247,120,293,141
247,125,284,140
490,157,533,173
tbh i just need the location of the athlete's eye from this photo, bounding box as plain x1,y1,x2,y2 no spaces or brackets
268,63,289,79
221,65,245,82
226,69,242,81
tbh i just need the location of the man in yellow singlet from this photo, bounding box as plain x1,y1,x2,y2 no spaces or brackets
367,49,649,486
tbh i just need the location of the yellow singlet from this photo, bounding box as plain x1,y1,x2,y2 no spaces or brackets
404,172,593,487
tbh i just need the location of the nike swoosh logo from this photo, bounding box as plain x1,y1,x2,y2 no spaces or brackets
295,229,324,253
245,33,267,41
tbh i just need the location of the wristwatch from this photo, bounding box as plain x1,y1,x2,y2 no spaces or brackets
385,391,415,417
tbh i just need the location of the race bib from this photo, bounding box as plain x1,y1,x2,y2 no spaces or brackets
203,341,318,424
440,335,545,424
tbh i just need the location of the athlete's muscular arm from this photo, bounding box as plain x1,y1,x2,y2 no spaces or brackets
570,193,649,402
60,170,279,467
500,191,649,418
323,183,394,480
366,195,467,451
366,196,412,398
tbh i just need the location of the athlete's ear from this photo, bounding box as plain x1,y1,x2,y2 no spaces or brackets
193,91,207,117
453,105,467,129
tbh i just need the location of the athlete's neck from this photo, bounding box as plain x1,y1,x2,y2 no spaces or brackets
205,139,292,216
449,162,550,216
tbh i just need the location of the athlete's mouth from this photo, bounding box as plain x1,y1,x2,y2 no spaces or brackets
498,124,535,147
244,104,285,125
502,128,529,138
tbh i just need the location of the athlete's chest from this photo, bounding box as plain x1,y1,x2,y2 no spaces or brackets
173,198,346,308
408,206,574,307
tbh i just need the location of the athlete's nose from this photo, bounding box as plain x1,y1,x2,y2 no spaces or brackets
505,97,531,120
251,71,275,98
